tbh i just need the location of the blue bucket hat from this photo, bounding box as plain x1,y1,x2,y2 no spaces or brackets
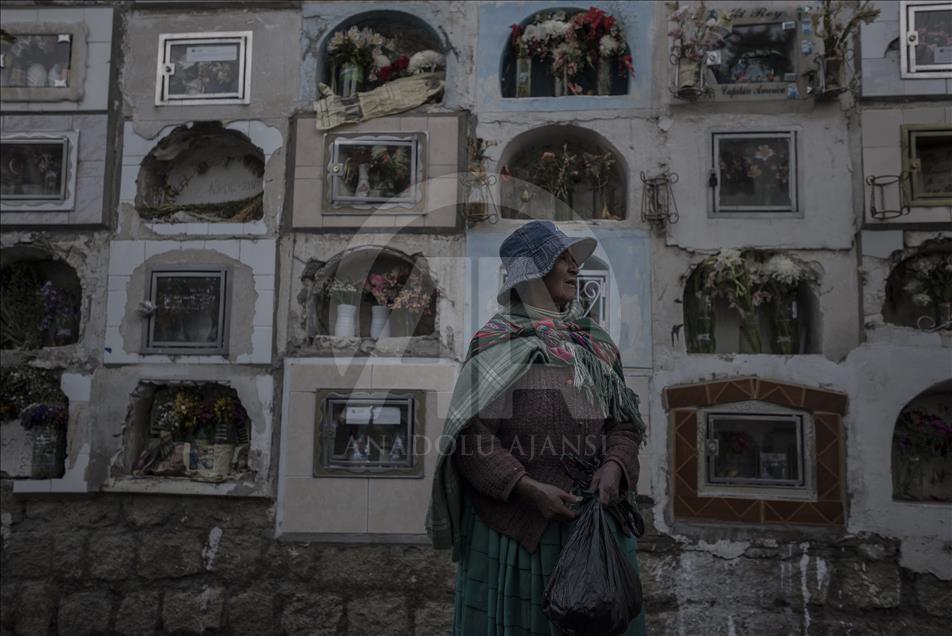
497,220,597,304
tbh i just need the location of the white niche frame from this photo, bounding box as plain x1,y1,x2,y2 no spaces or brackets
154,31,253,106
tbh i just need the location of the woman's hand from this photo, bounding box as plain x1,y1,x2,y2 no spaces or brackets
514,476,582,522
590,461,623,506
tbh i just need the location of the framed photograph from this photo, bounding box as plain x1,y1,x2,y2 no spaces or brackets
0,132,79,212
901,1,952,78
712,131,798,214
155,32,252,105
902,124,952,206
0,24,87,102
144,268,228,354
709,22,798,86
314,390,423,477
326,134,424,208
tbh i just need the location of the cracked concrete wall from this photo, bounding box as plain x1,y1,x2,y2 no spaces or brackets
117,119,287,238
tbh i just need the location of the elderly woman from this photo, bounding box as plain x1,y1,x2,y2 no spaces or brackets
427,221,647,635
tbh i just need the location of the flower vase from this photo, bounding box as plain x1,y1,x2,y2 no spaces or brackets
26,63,47,88
355,163,371,198
553,68,569,97
29,421,65,479
694,298,716,353
938,302,952,329
515,56,532,97
370,305,391,338
816,56,846,98
333,304,358,337
597,57,612,95
212,444,235,477
738,314,763,354
772,298,799,354
676,58,704,98
339,62,364,98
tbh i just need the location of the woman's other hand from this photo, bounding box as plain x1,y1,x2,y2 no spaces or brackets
514,476,582,521
590,461,623,506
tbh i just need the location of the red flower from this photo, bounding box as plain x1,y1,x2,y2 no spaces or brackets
510,23,524,51
392,55,409,71
619,54,634,75
500,164,512,182
379,66,393,82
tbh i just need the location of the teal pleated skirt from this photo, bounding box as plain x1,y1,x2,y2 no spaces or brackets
453,496,648,636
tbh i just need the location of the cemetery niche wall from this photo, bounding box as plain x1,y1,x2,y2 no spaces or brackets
882,238,952,331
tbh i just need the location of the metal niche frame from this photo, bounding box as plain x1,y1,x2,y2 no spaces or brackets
640,170,680,228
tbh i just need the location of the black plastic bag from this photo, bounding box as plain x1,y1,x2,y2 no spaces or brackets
542,455,644,636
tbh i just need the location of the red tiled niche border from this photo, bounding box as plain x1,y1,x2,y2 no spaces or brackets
664,378,847,527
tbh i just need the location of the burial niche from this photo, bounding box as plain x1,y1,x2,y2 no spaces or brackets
0,248,81,350
883,240,952,331
892,379,952,503
135,122,264,223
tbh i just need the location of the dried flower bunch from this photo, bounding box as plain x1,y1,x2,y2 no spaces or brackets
390,269,435,316
805,0,880,59
505,143,619,215
894,403,952,502
509,7,634,95
151,387,250,444
0,263,80,350
667,0,733,63
903,253,952,308
0,366,68,429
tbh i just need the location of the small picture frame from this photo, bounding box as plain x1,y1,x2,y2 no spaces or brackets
144,268,229,355
712,131,798,215
155,31,252,105
0,131,79,212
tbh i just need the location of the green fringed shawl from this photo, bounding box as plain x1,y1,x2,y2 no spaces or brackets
425,300,646,560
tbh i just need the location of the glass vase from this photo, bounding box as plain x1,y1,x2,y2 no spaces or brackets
515,56,532,97
29,421,65,479
339,62,364,98
597,57,612,95
693,297,717,354
738,314,763,354
772,298,800,355
676,58,704,98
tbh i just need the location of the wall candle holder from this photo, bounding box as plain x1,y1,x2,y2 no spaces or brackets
866,173,911,221
461,167,498,226
640,170,680,228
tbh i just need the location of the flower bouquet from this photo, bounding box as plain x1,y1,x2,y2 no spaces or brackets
668,1,732,97
568,6,634,93
390,269,434,336
0,264,80,350
903,253,952,329
761,254,818,354
364,268,407,338
327,26,389,96
698,249,772,353
0,366,68,479
804,0,880,96
893,405,952,501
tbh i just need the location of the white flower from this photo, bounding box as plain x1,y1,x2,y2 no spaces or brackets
715,248,743,269
539,19,570,40
524,24,543,42
763,254,803,286
408,50,445,74
910,255,938,275
599,35,621,57
904,279,923,294
372,53,391,71
912,292,933,306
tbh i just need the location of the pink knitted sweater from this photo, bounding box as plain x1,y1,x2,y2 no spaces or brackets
452,363,642,552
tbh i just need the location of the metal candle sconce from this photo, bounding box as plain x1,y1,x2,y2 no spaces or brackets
461,166,499,226
866,172,911,221
640,170,680,228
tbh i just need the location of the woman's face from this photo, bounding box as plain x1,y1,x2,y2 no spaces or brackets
542,249,580,306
